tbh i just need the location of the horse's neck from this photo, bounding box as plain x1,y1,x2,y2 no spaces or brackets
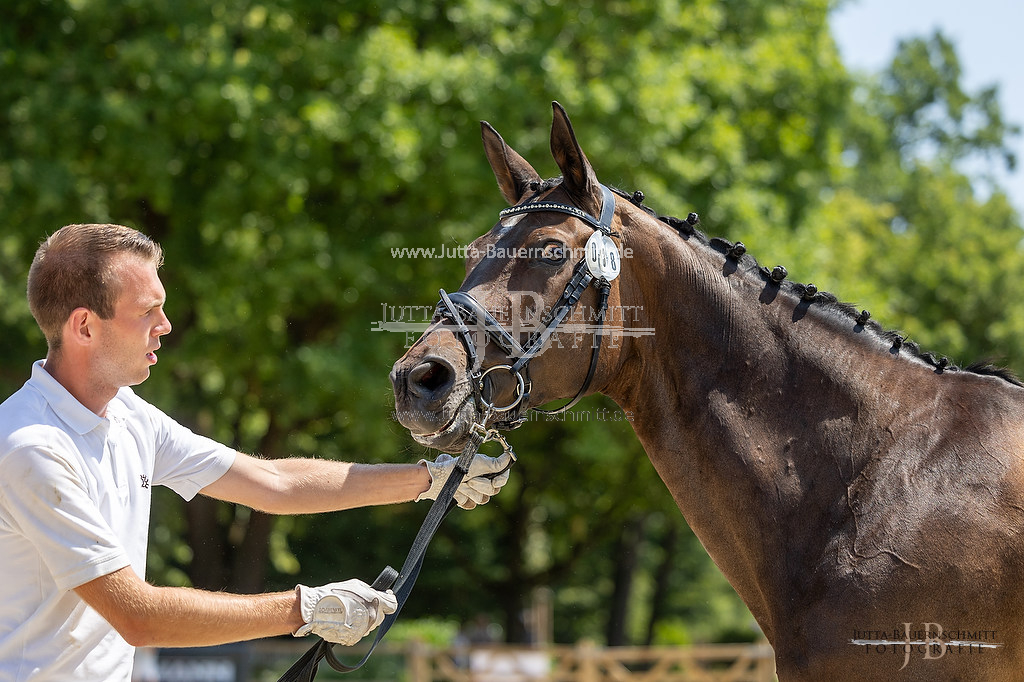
604,223,919,635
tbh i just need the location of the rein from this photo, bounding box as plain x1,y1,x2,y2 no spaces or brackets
278,413,516,681
436,184,620,429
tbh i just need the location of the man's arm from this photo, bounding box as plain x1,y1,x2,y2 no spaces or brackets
74,565,304,647
200,453,432,514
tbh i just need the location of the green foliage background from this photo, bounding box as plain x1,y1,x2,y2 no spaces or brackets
1,0,1020,648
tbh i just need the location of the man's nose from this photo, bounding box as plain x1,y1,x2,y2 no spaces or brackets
155,310,172,336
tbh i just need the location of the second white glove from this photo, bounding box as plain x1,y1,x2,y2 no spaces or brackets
294,579,398,646
417,451,512,509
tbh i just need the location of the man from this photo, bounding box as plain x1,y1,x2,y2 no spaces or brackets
0,223,511,681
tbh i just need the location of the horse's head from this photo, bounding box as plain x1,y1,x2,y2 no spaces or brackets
391,102,630,452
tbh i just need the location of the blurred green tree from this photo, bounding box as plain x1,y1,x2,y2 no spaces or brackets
1,0,1019,649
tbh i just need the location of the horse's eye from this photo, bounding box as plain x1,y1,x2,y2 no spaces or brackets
540,241,567,265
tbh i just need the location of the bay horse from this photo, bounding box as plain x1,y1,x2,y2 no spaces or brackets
390,102,1024,680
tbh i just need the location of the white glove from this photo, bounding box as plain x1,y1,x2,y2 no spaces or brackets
416,451,512,509
294,579,398,645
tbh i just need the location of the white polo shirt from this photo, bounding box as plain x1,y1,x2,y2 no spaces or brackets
0,361,236,681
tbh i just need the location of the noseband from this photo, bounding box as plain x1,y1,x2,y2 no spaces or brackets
435,184,620,430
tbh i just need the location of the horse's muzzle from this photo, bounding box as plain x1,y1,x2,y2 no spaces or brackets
391,338,478,452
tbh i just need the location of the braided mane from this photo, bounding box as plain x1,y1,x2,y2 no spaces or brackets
607,184,1023,388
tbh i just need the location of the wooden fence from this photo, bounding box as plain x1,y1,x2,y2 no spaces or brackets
245,639,776,682
403,641,776,682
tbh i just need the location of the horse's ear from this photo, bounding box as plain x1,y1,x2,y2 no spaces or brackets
549,101,602,217
481,121,542,205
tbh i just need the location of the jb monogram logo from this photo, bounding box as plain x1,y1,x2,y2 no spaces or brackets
851,622,1002,670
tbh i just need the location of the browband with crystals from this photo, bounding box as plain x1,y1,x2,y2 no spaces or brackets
498,184,616,235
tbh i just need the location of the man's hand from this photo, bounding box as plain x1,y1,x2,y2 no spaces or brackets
417,451,513,509
294,579,398,646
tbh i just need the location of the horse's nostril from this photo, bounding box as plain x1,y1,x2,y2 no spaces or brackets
412,362,446,390
408,357,455,398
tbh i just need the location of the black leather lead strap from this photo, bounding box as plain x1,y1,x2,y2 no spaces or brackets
277,425,490,681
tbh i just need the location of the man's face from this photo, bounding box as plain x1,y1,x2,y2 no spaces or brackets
92,254,172,389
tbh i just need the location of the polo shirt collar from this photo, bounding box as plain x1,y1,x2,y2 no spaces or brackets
30,360,104,435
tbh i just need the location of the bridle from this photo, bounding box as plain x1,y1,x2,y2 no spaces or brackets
435,183,621,430
280,183,620,680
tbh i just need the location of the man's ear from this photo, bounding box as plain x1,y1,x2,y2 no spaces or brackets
64,308,96,346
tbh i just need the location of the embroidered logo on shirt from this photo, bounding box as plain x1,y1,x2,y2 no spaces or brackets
140,474,150,489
